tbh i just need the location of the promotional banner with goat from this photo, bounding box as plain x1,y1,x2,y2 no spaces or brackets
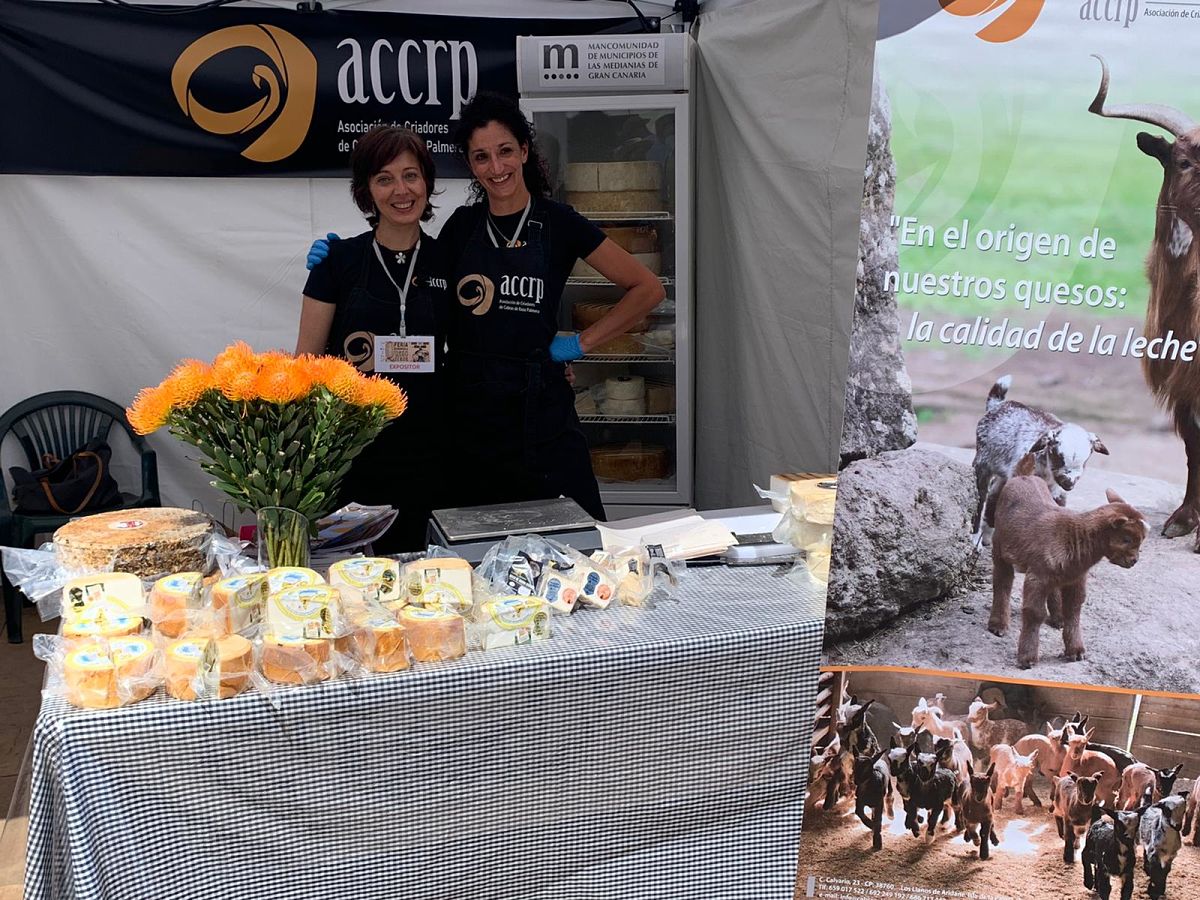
798,668,1200,900
826,0,1200,696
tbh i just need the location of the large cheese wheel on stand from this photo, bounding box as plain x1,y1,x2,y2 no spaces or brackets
52,508,213,577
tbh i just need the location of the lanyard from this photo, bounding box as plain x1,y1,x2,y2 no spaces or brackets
486,198,532,249
372,238,421,337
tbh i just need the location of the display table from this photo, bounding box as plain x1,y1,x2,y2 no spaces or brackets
25,565,824,900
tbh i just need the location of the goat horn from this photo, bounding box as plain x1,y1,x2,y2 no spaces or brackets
1088,54,1194,137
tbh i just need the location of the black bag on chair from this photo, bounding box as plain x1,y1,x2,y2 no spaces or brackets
9,439,122,515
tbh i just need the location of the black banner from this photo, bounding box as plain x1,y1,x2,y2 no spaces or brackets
0,1,626,177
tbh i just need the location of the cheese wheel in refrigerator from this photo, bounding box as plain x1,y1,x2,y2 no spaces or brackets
400,608,466,662
164,634,253,700
63,637,157,709
260,634,333,684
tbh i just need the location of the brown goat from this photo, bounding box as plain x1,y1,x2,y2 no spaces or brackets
988,476,1147,668
1089,55,1200,549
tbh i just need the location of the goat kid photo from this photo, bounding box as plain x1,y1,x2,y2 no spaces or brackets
799,671,1200,900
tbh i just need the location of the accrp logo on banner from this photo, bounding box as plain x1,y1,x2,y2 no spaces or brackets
172,24,318,163
938,0,1046,42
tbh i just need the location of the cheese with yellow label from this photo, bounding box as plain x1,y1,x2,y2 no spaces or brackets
268,584,341,639
400,608,465,662
165,634,253,700
266,566,323,596
63,637,157,709
404,558,474,615
260,633,333,684
478,596,551,650
330,558,403,606
61,572,145,622
211,573,268,635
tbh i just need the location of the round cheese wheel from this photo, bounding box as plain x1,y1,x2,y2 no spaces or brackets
601,225,658,254
53,507,213,578
399,608,466,662
260,634,333,684
349,613,411,673
62,612,142,644
165,634,253,700
150,572,202,638
572,301,648,334
63,637,157,709
605,376,645,401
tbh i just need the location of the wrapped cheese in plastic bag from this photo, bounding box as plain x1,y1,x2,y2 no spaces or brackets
600,544,682,608
149,572,203,638
399,607,466,662
473,595,552,651
36,634,161,709
165,634,254,700
329,557,404,608
403,555,474,616
210,572,269,636
259,633,336,685
344,608,412,673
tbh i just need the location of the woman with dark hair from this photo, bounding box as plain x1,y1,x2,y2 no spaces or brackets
296,125,449,551
434,91,665,519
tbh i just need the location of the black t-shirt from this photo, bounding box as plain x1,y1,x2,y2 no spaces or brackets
439,197,605,326
302,229,448,427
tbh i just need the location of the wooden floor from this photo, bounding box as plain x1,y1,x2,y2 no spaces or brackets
0,604,57,895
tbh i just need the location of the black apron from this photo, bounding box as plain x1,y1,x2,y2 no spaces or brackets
448,207,605,521
329,235,448,552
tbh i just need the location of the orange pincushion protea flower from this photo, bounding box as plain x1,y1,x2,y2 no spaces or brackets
126,383,175,434
359,376,408,419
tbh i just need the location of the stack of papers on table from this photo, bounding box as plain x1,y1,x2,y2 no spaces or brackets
596,509,737,560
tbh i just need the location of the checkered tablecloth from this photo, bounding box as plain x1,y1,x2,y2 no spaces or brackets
25,565,825,900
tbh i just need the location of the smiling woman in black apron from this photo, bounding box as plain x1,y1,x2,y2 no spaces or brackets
437,92,666,521
295,127,449,552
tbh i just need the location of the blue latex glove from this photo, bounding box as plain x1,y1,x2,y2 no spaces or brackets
306,233,340,270
550,333,584,362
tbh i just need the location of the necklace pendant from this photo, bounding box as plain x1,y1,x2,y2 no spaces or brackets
395,251,407,265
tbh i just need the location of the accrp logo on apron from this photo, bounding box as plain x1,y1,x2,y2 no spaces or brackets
172,25,318,163
457,274,496,316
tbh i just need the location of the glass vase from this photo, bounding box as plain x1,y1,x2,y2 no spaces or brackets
256,507,311,570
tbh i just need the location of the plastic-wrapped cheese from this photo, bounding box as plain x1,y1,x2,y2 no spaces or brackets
266,566,324,596
268,584,341,639
165,634,253,700
330,557,403,607
348,611,411,673
404,558,474,615
614,552,654,607
535,568,580,614
260,633,334,684
62,610,143,644
478,596,551,650
574,562,617,610
211,573,268,635
400,608,466,662
149,572,202,638
60,572,145,622
63,637,157,709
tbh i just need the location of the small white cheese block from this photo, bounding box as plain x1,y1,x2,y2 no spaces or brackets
605,375,645,401
478,596,551,650
61,572,145,622
614,552,654,607
573,562,618,610
535,568,580,614
600,398,647,417
403,558,474,615
329,557,403,606
268,584,341,639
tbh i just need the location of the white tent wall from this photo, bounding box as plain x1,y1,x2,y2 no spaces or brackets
691,0,876,508
0,0,874,524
